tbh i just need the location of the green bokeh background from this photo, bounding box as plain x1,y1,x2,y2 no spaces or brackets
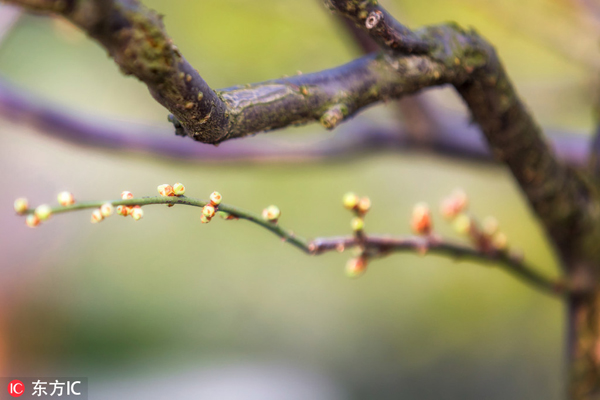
1,0,595,398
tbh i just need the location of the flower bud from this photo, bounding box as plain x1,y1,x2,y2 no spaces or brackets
14,198,28,214
131,207,144,221
342,192,359,210
217,211,237,220
100,202,114,217
452,189,468,212
202,204,216,219
209,191,222,206
357,197,371,214
453,214,471,235
440,198,459,220
482,216,499,237
345,257,367,278
173,182,185,196
492,232,508,250
411,202,432,235
200,214,210,224
116,205,129,216
262,205,281,222
91,209,104,223
57,191,75,206
121,191,134,200
351,217,364,232
157,184,174,197
26,214,40,228
34,204,52,221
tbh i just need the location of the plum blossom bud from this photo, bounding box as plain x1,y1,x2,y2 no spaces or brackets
492,232,508,250
35,204,52,221
26,214,40,228
57,191,75,206
351,217,364,232
343,192,359,210
411,202,432,235
440,189,469,220
121,191,134,200
200,214,210,224
91,209,104,223
14,198,28,214
202,204,216,218
345,257,367,278
131,207,144,221
116,205,129,216
262,205,281,222
217,211,237,220
482,216,499,237
173,182,185,196
357,197,371,214
100,203,114,217
452,189,468,212
157,184,174,197
453,214,471,235
209,191,222,206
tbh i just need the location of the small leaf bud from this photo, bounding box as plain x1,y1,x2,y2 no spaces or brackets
100,203,114,217
345,257,367,278
57,191,75,206
121,191,134,200
262,205,281,222
411,202,432,235
14,198,28,214
209,191,222,206
131,207,144,221
173,182,185,196
34,204,52,221
351,217,364,232
25,214,40,228
343,192,359,210
91,209,104,223
203,205,216,218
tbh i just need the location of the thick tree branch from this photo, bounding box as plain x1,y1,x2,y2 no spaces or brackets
16,193,570,297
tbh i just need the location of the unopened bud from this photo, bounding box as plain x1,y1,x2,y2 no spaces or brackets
492,232,508,250
121,191,134,200
91,209,104,223
173,182,185,196
345,257,367,278
157,184,174,197
217,211,237,220
452,189,468,212
14,198,28,214
351,217,364,231
57,191,75,206
100,203,114,217
262,205,281,222
209,191,222,206
411,202,432,235
200,214,210,224
34,204,52,221
203,204,216,218
131,207,144,221
26,214,40,228
343,192,359,210
482,216,499,236
357,197,371,214
116,205,129,216
453,214,471,235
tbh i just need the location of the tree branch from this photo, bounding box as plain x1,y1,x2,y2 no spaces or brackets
16,192,571,297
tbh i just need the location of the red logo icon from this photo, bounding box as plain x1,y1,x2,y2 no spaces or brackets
8,380,24,397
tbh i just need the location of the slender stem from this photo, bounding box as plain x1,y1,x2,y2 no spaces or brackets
22,195,569,297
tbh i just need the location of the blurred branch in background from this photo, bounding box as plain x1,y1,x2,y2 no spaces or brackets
0,76,589,166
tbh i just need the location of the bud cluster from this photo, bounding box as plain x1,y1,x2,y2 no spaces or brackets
158,182,186,198
343,192,371,235
110,191,143,222
201,191,222,224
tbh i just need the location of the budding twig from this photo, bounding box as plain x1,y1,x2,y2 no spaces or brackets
14,189,575,297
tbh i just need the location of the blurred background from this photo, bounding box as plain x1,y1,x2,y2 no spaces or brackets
1,0,596,398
